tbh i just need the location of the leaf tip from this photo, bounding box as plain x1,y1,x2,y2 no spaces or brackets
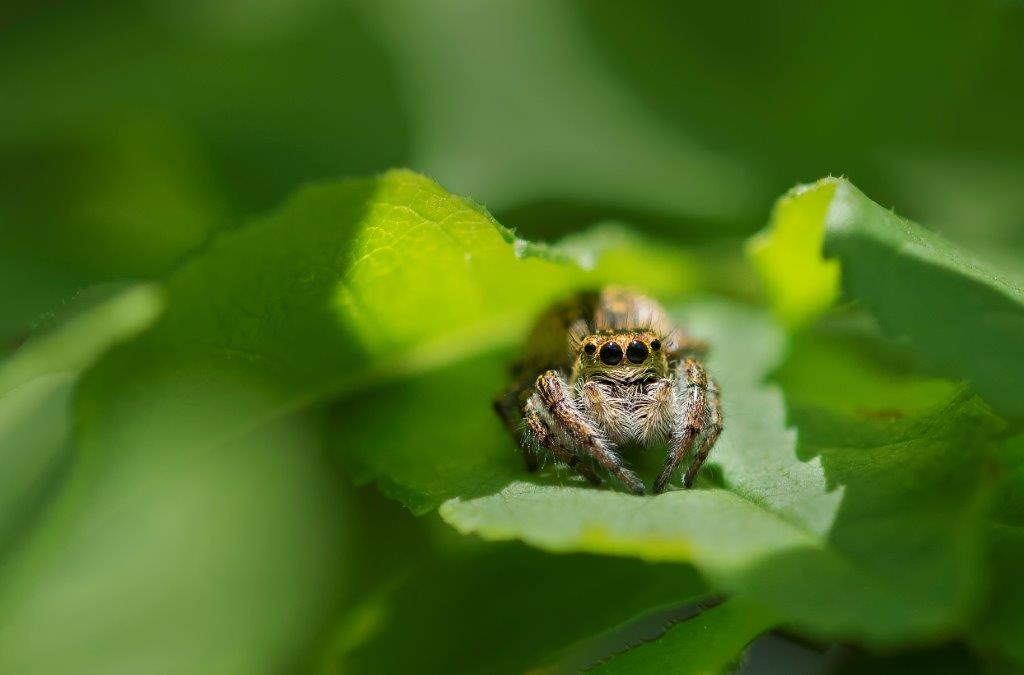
746,177,843,331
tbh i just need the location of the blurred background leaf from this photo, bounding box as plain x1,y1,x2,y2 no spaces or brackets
0,393,349,674
972,433,1024,670
578,1,1024,246
328,543,707,675
353,0,764,238
0,284,162,557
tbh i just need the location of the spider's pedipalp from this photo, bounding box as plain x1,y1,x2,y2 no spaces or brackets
579,380,631,444
634,377,675,446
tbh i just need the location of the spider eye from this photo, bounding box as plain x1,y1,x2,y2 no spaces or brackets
650,339,661,352
599,342,623,365
626,340,649,364
583,342,597,356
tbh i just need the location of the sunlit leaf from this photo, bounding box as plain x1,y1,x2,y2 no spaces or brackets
746,180,840,329
75,169,696,446
749,177,1024,420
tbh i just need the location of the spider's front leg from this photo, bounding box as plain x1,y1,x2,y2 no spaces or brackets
535,370,645,495
683,377,722,488
521,394,602,486
653,358,718,493
496,378,602,484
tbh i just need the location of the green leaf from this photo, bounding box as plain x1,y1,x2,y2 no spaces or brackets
75,169,696,447
328,543,707,675
0,169,695,672
0,285,164,394
4,166,1006,668
86,167,993,649
751,324,1002,644
746,181,840,329
0,285,357,674
425,303,1004,645
749,177,1024,420
589,600,776,675
977,522,1024,669
0,398,349,675
0,284,163,552
972,433,1024,668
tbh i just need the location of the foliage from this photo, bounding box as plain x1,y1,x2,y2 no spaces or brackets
3,2,1024,673
750,178,1024,420
1,167,1021,672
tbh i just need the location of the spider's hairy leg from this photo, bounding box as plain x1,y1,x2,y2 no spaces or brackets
536,370,645,495
683,377,722,488
654,359,708,494
494,384,539,471
522,395,602,486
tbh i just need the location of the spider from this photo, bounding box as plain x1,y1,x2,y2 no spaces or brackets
494,287,722,495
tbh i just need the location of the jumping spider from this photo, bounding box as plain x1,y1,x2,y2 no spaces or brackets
495,288,722,494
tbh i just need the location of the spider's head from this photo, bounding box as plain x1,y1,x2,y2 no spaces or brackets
577,331,667,379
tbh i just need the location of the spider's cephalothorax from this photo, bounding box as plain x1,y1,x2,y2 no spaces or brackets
494,288,722,494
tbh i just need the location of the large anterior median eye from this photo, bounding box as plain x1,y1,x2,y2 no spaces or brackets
599,342,623,365
626,340,649,364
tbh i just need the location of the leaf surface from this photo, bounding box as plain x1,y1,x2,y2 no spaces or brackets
0,170,694,673
0,285,162,553
749,177,1024,419
589,600,776,675
332,543,707,675
75,169,696,447
971,433,1024,668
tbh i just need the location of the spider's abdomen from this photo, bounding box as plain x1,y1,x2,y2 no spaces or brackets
514,287,677,375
